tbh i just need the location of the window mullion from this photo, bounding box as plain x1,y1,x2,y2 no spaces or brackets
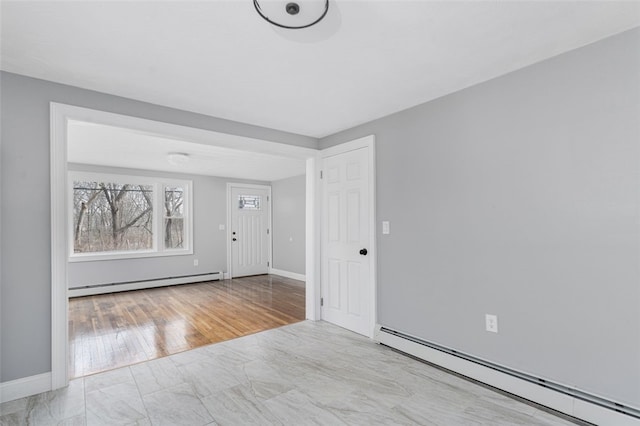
154,182,162,253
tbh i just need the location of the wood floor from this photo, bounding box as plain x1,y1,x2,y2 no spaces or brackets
68,274,305,379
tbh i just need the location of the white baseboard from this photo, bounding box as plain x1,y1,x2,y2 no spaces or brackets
223,272,231,280
269,268,306,282
68,272,222,297
375,325,640,426
0,372,51,403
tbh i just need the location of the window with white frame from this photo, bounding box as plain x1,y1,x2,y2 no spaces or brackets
69,172,192,260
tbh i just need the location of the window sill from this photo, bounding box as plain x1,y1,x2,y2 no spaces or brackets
68,249,193,263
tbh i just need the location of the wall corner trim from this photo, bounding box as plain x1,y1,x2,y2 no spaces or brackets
269,268,306,282
0,373,52,404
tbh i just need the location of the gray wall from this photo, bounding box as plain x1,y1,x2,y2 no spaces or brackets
271,174,306,275
0,71,316,382
320,28,640,407
67,163,267,288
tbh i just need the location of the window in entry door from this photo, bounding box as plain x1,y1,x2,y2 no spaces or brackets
238,195,261,210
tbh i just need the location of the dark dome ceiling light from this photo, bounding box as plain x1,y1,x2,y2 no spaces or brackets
254,0,329,29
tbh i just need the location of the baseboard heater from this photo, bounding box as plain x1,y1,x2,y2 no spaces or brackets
68,272,223,298
376,325,640,425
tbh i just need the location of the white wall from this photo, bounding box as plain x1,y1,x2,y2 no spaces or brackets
271,174,306,275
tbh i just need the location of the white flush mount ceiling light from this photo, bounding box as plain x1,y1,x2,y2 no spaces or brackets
167,152,190,166
254,0,329,29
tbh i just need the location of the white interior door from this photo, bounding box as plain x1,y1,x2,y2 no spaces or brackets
230,185,270,278
321,145,373,336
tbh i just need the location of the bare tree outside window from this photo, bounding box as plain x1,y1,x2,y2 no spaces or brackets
73,181,154,253
164,186,185,249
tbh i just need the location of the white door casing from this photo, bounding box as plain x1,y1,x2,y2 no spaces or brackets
320,137,376,338
228,184,271,278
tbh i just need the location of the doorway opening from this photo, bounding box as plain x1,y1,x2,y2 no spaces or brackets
53,104,318,383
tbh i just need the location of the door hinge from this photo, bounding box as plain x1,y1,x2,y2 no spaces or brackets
267,228,270,235
320,170,323,179
320,297,324,307
267,261,270,267
267,195,270,202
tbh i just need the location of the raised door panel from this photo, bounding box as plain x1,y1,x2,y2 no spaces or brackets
321,147,371,336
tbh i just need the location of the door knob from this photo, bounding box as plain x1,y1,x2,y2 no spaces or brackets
232,238,237,241
359,248,368,256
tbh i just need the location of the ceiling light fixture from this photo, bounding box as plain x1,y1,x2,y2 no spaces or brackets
254,0,329,29
167,152,190,166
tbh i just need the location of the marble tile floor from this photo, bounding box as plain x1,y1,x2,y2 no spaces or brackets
1,320,587,426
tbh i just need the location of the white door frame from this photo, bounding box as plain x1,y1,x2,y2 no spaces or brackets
226,183,272,278
319,135,377,338
50,103,321,391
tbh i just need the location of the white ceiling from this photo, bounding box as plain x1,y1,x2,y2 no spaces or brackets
2,1,640,138
67,121,306,181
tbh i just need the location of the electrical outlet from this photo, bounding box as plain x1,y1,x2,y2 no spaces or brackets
193,259,199,266
485,314,498,333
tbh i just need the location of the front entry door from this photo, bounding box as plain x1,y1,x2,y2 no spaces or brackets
230,185,270,278
321,145,373,336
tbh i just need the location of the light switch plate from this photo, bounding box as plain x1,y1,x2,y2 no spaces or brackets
382,221,390,234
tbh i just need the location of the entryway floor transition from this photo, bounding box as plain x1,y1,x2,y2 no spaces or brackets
2,321,585,425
